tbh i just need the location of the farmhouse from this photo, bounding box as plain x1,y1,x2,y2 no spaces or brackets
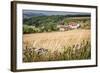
57,22,80,31
57,25,69,31
68,22,80,29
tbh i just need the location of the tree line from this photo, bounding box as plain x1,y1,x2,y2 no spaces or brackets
23,15,90,34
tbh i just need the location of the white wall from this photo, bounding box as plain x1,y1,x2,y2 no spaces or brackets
0,0,99,73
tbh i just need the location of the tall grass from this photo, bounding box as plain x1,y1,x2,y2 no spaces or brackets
23,40,91,62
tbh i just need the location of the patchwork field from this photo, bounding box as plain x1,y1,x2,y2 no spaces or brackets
23,29,91,62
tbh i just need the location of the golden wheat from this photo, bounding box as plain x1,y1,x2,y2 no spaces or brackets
23,29,90,53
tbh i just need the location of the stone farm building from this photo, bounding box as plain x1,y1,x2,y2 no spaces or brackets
57,22,80,31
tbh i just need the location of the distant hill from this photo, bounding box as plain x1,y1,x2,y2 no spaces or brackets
65,14,90,17
23,10,90,19
23,13,90,25
23,12,46,19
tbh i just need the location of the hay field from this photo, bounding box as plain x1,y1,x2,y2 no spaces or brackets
23,29,91,62
23,29,90,51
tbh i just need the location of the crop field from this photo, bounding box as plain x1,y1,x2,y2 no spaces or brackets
23,29,91,62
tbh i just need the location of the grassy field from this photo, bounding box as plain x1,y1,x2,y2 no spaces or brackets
23,29,91,62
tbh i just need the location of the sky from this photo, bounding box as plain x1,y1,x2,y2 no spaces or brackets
23,10,91,16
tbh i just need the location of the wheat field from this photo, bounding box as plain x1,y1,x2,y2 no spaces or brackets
23,29,91,62
23,29,90,51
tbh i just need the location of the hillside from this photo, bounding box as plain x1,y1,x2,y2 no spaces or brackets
23,15,91,33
